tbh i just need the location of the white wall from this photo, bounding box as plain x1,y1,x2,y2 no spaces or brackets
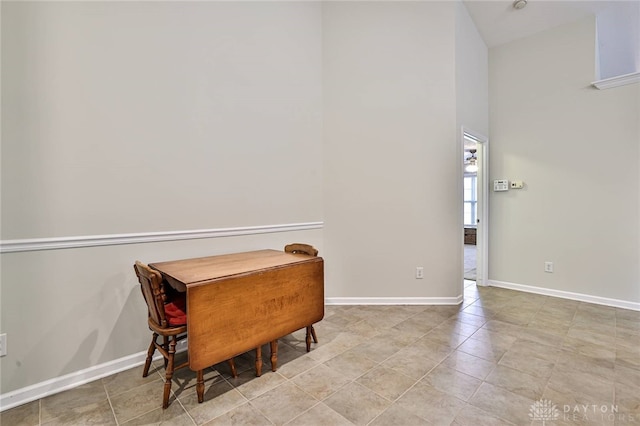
323,1,461,300
489,16,640,303
1,1,322,239
1,1,323,394
455,1,489,138
596,1,640,79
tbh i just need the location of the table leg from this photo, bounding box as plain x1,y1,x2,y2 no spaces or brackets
255,346,263,377
270,340,278,371
196,370,204,403
306,326,312,352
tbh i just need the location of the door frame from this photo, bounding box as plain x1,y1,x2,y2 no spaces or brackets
461,127,489,287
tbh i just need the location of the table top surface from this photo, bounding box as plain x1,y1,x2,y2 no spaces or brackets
149,249,320,286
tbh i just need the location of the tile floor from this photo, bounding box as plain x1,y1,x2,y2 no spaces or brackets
2,282,639,425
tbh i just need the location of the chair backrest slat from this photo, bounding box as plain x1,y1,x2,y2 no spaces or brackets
284,243,318,257
134,261,168,328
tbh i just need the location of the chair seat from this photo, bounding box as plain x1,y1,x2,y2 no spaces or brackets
164,296,187,326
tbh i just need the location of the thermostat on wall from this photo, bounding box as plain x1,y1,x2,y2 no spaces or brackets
494,179,509,192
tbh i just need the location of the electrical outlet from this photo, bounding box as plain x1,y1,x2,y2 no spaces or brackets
0,334,6,357
416,267,424,279
544,262,554,273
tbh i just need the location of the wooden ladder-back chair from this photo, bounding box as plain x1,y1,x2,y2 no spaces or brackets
134,261,238,408
284,243,320,351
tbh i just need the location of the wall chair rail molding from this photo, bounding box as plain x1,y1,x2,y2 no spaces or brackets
0,222,324,253
591,71,640,89
489,280,640,311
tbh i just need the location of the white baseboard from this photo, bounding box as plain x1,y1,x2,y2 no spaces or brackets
325,296,463,305
0,340,188,412
488,280,640,311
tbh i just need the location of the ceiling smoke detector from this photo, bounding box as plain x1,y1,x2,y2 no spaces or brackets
513,0,527,10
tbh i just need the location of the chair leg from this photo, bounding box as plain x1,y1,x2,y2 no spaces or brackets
255,346,263,377
270,340,278,372
227,359,238,378
310,325,318,343
142,333,157,377
162,337,177,409
162,335,169,369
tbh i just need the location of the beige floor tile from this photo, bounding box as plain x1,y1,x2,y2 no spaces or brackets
349,336,407,364
381,345,441,380
616,347,640,371
614,382,640,419
461,304,498,319
563,335,617,361
411,337,454,363
291,363,351,400
285,402,354,426
469,382,535,425
491,311,535,326
517,327,566,348
394,381,466,426
356,366,417,401
229,370,287,400
0,400,40,426
368,404,431,425
346,319,385,338
276,353,319,379
323,312,366,329
202,402,272,426
391,316,436,338
423,365,482,401
555,350,615,383
526,317,572,337
441,350,496,380
457,334,512,363
102,363,164,398
571,319,617,338
614,364,640,391
171,366,228,397
433,317,483,337
485,364,547,400
250,381,318,425
120,401,194,425
537,304,577,322
180,380,247,425
453,403,515,426
498,349,556,379
110,380,175,424
306,331,366,363
17,288,640,426
422,328,469,349
546,368,615,404
451,311,488,328
322,348,379,381
542,387,616,426
41,380,111,424
616,330,640,349
323,382,390,425
567,328,618,349
480,320,524,339
41,399,116,425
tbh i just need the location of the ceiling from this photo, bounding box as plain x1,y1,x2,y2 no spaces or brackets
462,0,629,48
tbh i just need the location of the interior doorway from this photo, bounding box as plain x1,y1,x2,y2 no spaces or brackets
461,128,488,288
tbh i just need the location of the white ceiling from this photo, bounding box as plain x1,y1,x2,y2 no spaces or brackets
462,0,632,48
